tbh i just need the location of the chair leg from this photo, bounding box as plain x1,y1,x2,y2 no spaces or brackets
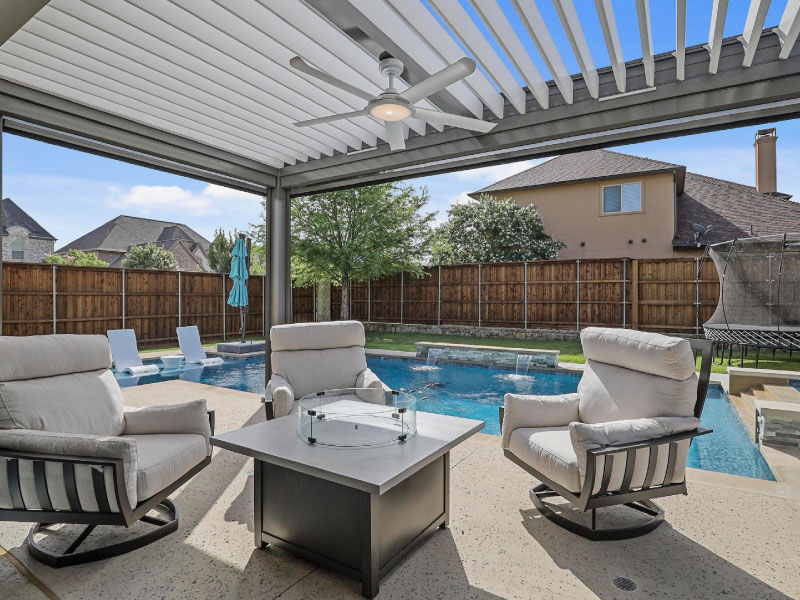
27,499,179,568
529,484,665,541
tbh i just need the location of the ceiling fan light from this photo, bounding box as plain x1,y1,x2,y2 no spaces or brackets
369,102,412,122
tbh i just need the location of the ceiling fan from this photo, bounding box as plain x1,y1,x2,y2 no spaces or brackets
289,53,497,151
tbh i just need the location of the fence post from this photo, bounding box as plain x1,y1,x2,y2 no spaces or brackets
622,259,627,328
349,279,353,319
695,257,701,335
631,259,639,330
477,263,482,327
177,271,182,328
523,262,528,329
400,272,404,324
52,265,57,334
575,260,580,331
367,279,371,323
122,269,127,329
222,275,226,340
313,284,317,322
437,266,442,326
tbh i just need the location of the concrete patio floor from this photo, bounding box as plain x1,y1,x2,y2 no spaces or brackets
1,380,798,600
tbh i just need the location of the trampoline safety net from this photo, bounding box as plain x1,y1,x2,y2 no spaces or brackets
704,233,800,350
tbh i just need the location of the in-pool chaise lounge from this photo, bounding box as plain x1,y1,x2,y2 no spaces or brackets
501,327,713,540
263,320,390,420
107,329,160,376
177,326,224,366
0,334,213,566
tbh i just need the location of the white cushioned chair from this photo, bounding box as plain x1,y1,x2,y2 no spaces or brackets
0,334,213,566
501,327,713,540
264,321,389,420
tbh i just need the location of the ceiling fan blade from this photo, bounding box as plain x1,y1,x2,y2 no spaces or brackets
384,121,406,151
399,57,476,104
293,110,368,127
413,108,496,133
289,57,374,102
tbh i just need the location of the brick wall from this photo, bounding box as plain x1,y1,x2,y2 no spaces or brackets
1,231,55,263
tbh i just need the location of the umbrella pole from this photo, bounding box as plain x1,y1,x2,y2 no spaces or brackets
240,306,246,344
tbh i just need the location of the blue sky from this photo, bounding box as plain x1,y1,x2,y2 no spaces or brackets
2,0,798,246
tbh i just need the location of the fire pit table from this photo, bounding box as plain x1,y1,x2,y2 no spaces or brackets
211,388,483,598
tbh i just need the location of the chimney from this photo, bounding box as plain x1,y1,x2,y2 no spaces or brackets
754,128,777,194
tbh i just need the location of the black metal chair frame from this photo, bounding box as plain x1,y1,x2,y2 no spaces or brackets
0,410,215,567
501,339,714,541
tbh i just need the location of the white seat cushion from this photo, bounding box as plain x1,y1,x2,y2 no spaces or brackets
508,426,581,493
125,433,207,502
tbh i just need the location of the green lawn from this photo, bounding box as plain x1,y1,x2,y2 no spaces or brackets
364,331,800,375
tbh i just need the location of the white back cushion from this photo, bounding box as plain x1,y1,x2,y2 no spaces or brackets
272,347,367,399
0,370,125,436
271,321,365,351
0,334,112,382
578,360,698,424
580,328,696,380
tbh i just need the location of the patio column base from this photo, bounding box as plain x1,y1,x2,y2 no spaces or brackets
530,484,665,541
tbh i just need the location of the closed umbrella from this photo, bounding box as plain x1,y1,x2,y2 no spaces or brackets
228,235,249,343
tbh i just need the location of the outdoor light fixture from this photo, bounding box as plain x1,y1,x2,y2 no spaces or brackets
368,99,413,122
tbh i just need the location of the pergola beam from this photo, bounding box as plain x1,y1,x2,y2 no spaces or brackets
741,0,772,67
0,0,50,47
282,32,800,193
707,0,730,74
552,0,599,98
675,0,686,80
778,0,800,59
594,0,626,92
635,0,655,87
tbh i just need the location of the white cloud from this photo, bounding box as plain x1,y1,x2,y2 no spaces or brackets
105,183,261,216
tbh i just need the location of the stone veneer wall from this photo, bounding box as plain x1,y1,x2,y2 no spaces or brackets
759,406,800,448
416,342,559,369
362,320,580,341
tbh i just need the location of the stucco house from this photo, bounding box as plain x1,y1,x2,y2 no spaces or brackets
57,215,211,271
472,129,800,260
1,197,56,263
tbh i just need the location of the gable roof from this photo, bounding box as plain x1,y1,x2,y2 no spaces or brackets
472,149,683,196
57,215,210,254
1,198,56,240
674,173,800,247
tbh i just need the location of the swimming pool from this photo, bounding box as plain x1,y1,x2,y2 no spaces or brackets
119,355,775,481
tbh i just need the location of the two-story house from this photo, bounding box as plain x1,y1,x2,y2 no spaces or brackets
1,198,56,262
471,129,800,259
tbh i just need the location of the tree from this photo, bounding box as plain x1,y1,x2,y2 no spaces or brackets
42,250,109,267
292,183,436,320
431,194,565,264
208,228,235,274
122,243,179,270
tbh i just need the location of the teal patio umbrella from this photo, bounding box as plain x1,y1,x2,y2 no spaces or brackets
227,234,250,343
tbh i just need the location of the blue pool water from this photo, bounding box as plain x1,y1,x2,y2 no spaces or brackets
120,355,774,480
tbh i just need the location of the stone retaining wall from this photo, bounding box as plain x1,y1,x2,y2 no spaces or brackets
363,321,579,341
416,342,559,369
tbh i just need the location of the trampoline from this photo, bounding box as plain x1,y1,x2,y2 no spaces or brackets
702,233,800,366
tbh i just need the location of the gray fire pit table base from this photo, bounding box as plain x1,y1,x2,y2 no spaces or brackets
211,411,483,598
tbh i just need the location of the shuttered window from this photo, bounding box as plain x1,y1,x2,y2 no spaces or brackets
602,182,642,213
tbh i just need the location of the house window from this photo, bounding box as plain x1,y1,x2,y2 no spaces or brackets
602,182,642,214
10,236,24,260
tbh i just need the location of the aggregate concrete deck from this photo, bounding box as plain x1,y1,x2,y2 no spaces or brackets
2,380,799,600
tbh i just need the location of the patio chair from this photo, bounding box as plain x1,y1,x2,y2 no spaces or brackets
500,327,713,541
0,334,214,566
107,329,160,376
177,326,224,366
264,321,390,420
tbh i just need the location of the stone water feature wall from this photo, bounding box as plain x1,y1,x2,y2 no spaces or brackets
415,342,560,369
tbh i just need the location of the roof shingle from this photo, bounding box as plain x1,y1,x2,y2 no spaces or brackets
1,198,56,240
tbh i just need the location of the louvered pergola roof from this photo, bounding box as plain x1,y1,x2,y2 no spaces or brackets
1,0,800,196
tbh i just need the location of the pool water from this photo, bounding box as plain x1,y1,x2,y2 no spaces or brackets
119,355,775,481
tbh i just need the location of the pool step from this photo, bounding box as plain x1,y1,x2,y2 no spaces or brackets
761,384,800,404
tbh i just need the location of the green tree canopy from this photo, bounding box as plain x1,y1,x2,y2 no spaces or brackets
431,194,565,264
208,228,235,274
42,250,109,267
292,183,436,319
122,243,179,271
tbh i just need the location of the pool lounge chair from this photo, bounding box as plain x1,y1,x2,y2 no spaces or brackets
264,321,390,420
0,334,214,566
500,328,713,540
107,329,160,376
177,326,224,367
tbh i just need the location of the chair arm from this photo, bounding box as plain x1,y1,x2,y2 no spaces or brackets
0,429,138,510
355,368,391,403
500,393,580,449
587,426,712,457
265,375,295,419
123,400,211,453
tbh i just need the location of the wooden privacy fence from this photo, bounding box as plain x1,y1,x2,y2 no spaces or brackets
331,258,720,334
1,263,265,347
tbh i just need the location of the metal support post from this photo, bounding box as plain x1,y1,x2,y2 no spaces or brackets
121,269,126,329
313,283,317,322
0,117,3,334
264,190,272,387
523,262,528,329
222,275,227,340
367,278,371,322
270,185,291,325
622,259,627,328
400,271,404,324
349,279,352,319
477,264,482,327
437,266,442,326
177,271,182,328
576,260,581,331
695,257,701,334
52,265,57,333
